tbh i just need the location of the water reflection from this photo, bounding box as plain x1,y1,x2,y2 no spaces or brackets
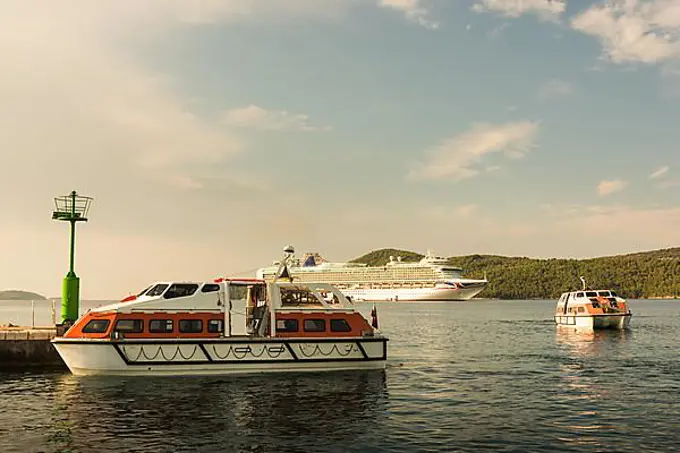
553,328,634,449
47,371,389,453
555,326,631,358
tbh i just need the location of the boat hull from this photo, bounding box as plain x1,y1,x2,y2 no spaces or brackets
342,285,486,302
554,313,631,330
52,337,388,376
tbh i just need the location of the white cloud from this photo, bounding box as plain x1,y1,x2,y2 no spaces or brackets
472,0,566,22
659,180,680,188
540,204,680,254
0,0,355,298
536,79,575,101
222,105,330,131
414,202,680,258
455,204,479,217
650,165,670,179
489,22,511,39
379,0,439,29
597,179,628,196
571,0,680,65
407,121,540,181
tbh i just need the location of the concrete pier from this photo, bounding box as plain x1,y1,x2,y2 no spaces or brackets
0,327,66,370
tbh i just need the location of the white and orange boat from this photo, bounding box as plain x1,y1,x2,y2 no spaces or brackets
52,247,388,376
554,277,632,330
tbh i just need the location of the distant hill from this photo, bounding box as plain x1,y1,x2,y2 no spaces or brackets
0,290,47,301
351,247,680,300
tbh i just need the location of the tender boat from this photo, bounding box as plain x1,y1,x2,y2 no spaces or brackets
554,277,632,330
52,247,388,376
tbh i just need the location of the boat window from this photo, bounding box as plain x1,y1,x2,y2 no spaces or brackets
276,319,299,333
146,284,169,297
201,284,220,293
82,319,110,333
586,291,597,298
578,307,585,313
610,291,618,297
149,319,173,333
303,319,326,332
163,283,199,299
207,319,223,333
136,286,152,297
330,319,352,332
114,319,144,333
281,288,321,306
576,292,584,298
179,319,203,333
597,291,610,297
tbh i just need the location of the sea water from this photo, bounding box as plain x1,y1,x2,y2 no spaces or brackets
1,299,678,452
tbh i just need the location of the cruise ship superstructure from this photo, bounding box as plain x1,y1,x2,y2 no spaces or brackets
256,251,488,302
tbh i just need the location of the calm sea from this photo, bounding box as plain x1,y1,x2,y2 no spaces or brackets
1,299,679,452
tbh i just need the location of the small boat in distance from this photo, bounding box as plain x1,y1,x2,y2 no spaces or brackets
51,246,388,376
554,277,632,330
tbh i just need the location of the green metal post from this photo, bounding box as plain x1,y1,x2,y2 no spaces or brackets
53,190,91,326
61,191,80,324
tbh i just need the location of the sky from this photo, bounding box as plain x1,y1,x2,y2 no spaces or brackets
1,0,679,299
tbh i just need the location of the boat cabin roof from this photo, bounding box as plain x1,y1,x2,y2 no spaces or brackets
95,278,355,314
559,289,620,299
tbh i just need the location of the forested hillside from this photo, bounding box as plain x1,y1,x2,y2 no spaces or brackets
352,248,680,300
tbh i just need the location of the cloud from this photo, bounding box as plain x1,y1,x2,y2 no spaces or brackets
415,202,680,258
650,165,670,179
536,79,575,101
472,0,566,22
597,179,628,196
571,0,680,65
222,105,330,131
489,22,511,39
0,0,357,298
379,0,439,29
455,204,479,217
540,204,680,254
407,121,540,181
659,180,680,188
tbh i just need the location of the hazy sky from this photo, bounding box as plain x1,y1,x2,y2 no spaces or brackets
1,0,679,299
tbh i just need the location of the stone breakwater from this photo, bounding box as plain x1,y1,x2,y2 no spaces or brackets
0,327,66,370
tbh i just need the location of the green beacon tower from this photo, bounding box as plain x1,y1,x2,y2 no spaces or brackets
52,191,93,325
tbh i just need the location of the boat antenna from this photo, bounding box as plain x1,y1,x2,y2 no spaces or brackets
579,276,587,291
273,245,295,283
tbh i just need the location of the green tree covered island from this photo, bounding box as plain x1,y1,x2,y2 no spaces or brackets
352,248,680,300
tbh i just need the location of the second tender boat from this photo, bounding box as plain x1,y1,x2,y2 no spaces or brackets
554,277,632,330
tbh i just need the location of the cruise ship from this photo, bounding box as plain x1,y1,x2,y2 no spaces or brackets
256,251,488,302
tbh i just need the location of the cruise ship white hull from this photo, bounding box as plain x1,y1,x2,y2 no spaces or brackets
342,285,486,302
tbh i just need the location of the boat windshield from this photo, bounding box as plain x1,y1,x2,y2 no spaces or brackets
280,286,323,306
597,291,611,297
146,283,169,297
136,285,152,297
